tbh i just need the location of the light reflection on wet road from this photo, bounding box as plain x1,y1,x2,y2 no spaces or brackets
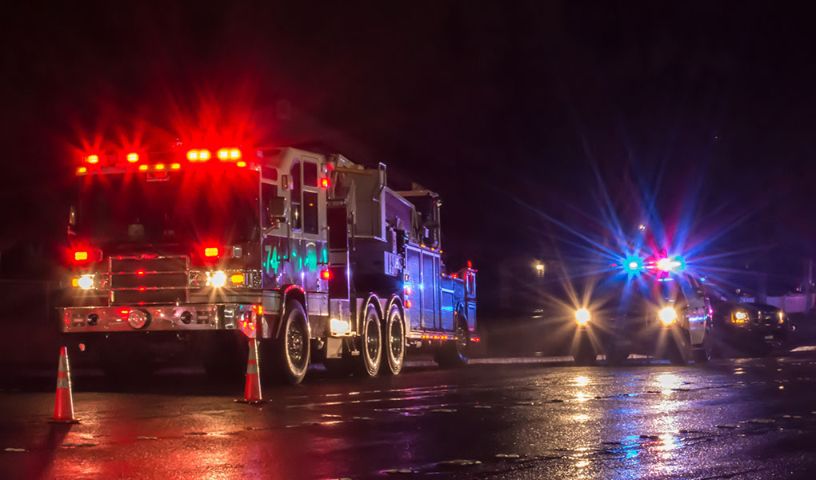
1,355,816,479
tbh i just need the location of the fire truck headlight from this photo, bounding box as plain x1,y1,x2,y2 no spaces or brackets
574,308,591,326
330,318,351,336
207,270,228,288
658,306,678,326
730,310,750,325
75,274,94,290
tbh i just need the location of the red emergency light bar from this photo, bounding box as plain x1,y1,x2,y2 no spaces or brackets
76,147,253,176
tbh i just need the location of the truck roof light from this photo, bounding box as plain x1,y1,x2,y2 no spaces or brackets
85,154,99,164
126,152,139,163
170,163,181,170
138,164,149,172
154,163,165,171
76,166,88,175
187,149,211,162
204,246,220,258
218,148,242,161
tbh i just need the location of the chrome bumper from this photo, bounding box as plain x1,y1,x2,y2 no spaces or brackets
60,303,258,335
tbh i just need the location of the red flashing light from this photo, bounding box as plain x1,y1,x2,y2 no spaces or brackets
467,260,473,269
204,246,220,258
320,177,330,189
236,161,247,168
138,164,149,172
76,166,88,175
217,148,242,161
138,287,146,292
320,268,333,281
136,270,145,277
170,163,181,170
404,299,412,309
154,163,165,171
74,250,89,262
126,152,139,163
118,308,131,317
187,149,211,162
85,154,99,164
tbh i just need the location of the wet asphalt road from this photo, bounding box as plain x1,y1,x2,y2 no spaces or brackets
1,353,816,479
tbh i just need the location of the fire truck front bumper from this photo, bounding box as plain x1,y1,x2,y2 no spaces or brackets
60,303,264,338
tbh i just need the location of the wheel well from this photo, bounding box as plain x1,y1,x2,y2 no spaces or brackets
282,286,306,311
363,294,383,323
455,304,468,331
277,285,307,339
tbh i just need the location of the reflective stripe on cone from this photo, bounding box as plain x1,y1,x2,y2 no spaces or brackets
50,346,79,424
237,339,264,405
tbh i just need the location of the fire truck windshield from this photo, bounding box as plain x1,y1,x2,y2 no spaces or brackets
73,170,259,246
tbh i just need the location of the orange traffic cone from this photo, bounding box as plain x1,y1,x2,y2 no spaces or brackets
50,346,79,424
237,339,264,404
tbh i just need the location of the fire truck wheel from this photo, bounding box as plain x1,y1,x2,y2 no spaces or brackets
272,300,311,385
668,330,692,365
572,339,597,365
604,343,629,366
435,318,469,368
382,303,406,375
356,302,383,377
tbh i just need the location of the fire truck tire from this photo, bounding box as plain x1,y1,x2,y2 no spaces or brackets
668,330,692,365
272,300,311,385
573,339,597,365
605,343,629,366
382,303,406,375
356,302,383,377
435,318,469,368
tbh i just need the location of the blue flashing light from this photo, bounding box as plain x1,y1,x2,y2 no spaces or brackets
623,255,644,274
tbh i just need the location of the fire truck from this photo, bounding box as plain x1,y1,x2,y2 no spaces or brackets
59,146,477,384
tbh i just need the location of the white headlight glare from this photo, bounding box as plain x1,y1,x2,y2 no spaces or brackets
658,306,678,326
575,308,591,326
77,274,94,290
207,270,228,288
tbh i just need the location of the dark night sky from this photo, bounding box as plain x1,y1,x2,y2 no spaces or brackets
2,1,816,298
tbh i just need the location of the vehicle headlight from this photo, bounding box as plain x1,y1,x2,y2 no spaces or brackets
575,308,591,326
206,270,228,288
74,274,95,290
658,306,678,326
730,310,750,325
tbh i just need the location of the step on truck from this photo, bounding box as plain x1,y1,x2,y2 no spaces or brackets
59,146,477,383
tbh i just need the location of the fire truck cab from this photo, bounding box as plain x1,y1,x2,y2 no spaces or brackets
59,146,477,384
